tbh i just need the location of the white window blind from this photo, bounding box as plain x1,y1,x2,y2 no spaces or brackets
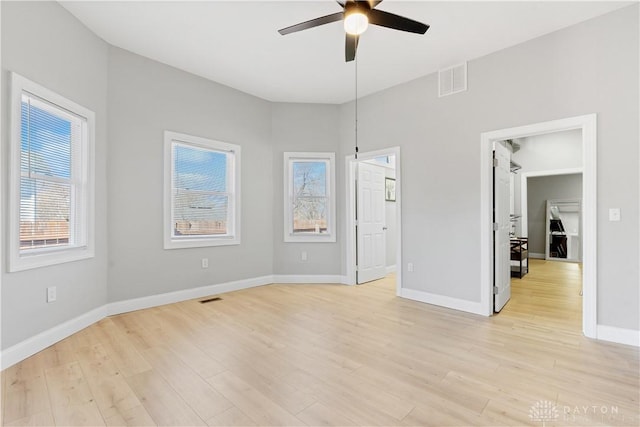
9,72,95,272
19,94,81,250
164,131,241,249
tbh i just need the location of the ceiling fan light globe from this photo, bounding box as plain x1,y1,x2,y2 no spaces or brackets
344,12,368,35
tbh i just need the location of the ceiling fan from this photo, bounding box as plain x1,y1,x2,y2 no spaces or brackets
278,0,429,62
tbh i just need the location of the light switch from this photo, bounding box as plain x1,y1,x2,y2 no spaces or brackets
609,208,621,222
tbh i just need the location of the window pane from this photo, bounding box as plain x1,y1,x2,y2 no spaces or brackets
20,177,70,249
21,97,72,179
174,144,227,192
165,131,240,248
293,196,327,233
173,191,229,236
293,161,326,197
172,143,232,238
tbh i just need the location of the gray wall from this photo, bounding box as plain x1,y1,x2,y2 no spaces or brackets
512,129,582,235
107,47,274,302
271,103,342,275
338,5,639,330
527,174,582,254
1,1,109,349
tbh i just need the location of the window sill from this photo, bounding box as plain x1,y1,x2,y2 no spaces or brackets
164,236,241,250
9,246,95,272
284,234,336,243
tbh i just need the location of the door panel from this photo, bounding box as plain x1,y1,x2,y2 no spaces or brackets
494,142,511,312
357,162,386,284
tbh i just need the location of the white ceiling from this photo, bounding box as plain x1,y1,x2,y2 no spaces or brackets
60,1,631,104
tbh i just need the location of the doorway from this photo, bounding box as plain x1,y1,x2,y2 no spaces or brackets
480,114,597,338
520,167,583,261
345,147,402,295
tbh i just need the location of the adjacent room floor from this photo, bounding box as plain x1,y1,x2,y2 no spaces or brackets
2,264,638,426
504,258,583,333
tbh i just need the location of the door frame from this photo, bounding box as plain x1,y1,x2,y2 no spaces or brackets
480,114,597,338
345,146,402,295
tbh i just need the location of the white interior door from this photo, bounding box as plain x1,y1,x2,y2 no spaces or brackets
357,162,386,284
494,142,511,312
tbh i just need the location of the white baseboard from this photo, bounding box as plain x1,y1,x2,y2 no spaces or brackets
386,265,396,274
1,305,107,370
529,253,545,259
1,275,274,371
596,325,640,347
107,275,274,316
0,274,350,370
272,274,347,284
400,288,486,316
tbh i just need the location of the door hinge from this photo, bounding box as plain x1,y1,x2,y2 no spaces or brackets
492,158,498,168
493,286,499,295
492,222,499,231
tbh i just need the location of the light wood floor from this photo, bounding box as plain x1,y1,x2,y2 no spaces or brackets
2,260,639,426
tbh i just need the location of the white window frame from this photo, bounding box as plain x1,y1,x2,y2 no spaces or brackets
164,131,241,249
284,152,336,243
9,72,95,272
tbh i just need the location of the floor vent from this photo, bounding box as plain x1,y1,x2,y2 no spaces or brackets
438,62,467,97
200,297,222,304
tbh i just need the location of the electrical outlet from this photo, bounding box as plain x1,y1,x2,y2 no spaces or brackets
301,251,308,262
47,286,57,303
201,258,209,268
609,208,621,222
407,263,414,272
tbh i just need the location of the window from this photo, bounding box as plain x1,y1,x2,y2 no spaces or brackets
284,152,335,242
164,131,241,249
9,73,95,272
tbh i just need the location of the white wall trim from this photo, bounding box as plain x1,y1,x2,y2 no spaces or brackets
1,305,107,370
9,72,96,272
345,147,402,296
480,114,597,338
272,274,347,284
106,275,273,316
163,131,242,249
283,152,336,243
386,265,396,274
596,325,640,347
400,288,485,316
520,167,583,240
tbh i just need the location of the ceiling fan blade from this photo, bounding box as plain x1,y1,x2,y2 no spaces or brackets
278,12,344,35
366,0,383,8
336,0,346,6
345,33,359,62
368,9,429,34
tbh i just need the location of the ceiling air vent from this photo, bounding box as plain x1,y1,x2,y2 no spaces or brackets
438,62,467,97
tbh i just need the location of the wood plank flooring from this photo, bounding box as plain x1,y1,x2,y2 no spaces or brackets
2,260,639,426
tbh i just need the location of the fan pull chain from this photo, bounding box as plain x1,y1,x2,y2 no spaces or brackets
355,54,359,160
